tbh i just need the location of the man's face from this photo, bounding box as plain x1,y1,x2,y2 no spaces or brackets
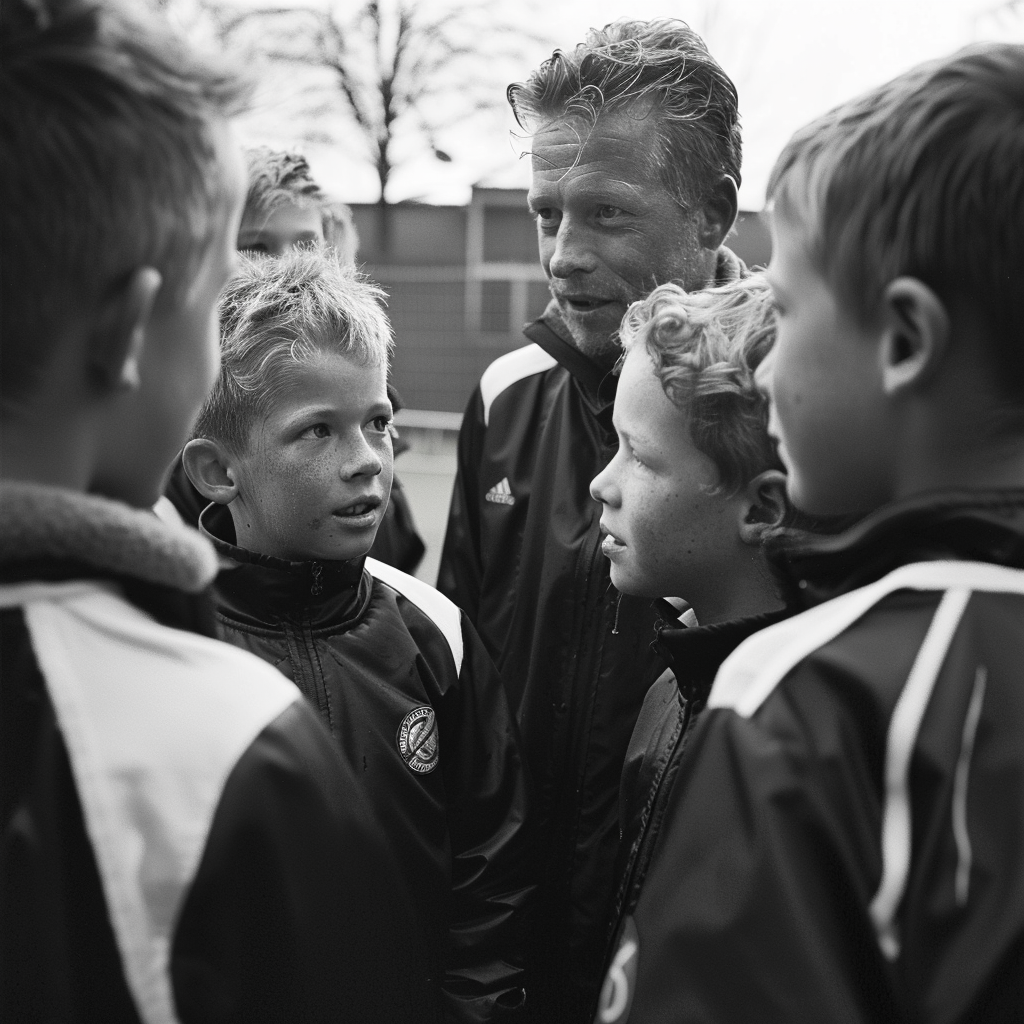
226,351,394,562
529,105,713,362
762,211,891,516
590,344,746,602
237,202,324,256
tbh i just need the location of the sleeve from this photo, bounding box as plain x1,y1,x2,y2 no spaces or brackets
436,615,537,1023
436,387,487,621
170,699,441,1024
622,692,899,1024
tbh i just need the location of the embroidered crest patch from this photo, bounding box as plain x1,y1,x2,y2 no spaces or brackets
397,706,439,774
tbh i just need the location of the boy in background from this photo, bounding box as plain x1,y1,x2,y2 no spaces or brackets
183,246,534,1023
598,43,1024,1023
0,1,434,1021
587,276,790,1021
167,145,426,573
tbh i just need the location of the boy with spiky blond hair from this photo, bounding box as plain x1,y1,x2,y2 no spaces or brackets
0,1,433,1019
183,246,534,1024
597,44,1024,1023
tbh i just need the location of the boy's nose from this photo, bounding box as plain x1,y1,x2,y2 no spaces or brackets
754,347,775,400
590,464,618,507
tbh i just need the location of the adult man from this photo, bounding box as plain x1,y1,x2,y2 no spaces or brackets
437,20,743,1023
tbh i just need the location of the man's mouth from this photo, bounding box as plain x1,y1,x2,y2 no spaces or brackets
559,295,617,314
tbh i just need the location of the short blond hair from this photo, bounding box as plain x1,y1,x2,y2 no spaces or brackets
192,245,393,452
619,275,781,494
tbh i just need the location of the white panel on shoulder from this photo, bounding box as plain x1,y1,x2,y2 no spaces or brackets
0,580,300,1024
366,558,464,675
708,560,1024,718
480,343,558,427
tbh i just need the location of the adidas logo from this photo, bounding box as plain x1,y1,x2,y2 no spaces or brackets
485,477,515,506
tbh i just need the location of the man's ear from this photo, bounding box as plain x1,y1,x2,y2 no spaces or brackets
879,277,950,397
698,175,739,251
738,469,788,545
182,438,239,505
89,267,162,392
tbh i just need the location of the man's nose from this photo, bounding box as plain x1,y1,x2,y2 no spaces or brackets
547,219,598,279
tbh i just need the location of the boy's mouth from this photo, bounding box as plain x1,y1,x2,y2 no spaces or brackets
332,496,382,525
599,524,626,558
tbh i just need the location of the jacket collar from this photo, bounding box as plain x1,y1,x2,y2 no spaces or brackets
0,480,217,593
653,605,791,703
524,247,747,419
199,503,368,628
775,488,1024,607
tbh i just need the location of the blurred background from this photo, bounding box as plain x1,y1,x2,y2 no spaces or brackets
149,0,1023,582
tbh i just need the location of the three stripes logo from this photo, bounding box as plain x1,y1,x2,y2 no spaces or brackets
485,477,515,506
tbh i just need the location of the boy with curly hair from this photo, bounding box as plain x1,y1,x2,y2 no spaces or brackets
588,276,792,1020
599,43,1024,1024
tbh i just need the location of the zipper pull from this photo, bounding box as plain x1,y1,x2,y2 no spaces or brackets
310,562,324,596
611,591,622,635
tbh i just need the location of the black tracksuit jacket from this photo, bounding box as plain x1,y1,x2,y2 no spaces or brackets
200,505,535,1024
1,483,435,1024
599,491,1024,1024
437,251,744,1023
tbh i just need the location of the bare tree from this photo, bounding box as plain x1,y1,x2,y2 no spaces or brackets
215,1,546,208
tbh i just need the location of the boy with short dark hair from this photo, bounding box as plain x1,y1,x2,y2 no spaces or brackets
183,245,534,1024
597,44,1024,1023
0,1,434,1020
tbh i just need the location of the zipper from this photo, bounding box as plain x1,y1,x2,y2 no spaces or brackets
310,561,324,596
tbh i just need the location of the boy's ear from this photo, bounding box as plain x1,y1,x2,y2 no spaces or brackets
89,267,163,392
698,175,739,251
182,438,239,505
879,277,950,396
738,469,788,546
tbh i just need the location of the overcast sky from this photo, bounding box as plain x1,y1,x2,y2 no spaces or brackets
227,0,1023,210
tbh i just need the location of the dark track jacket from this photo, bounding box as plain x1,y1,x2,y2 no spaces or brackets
200,504,534,1024
437,250,745,1022
0,482,435,1024
602,605,791,992
598,491,1024,1024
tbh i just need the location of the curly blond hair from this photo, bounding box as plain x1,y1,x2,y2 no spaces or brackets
618,274,781,494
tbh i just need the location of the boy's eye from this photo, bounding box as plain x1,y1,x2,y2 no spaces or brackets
239,242,268,255
370,415,392,433
302,423,331,439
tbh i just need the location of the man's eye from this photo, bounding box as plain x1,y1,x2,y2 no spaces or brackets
239,242,268,254
596,205,624,220
302,423,331,439
370,415,392,432
534,208,559,227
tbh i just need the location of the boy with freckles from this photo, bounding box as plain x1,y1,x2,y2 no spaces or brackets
598,43,1024,1024
587,276,794,1022
183,246,534,1024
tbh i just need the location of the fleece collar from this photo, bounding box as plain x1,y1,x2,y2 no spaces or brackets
0,481,218,594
